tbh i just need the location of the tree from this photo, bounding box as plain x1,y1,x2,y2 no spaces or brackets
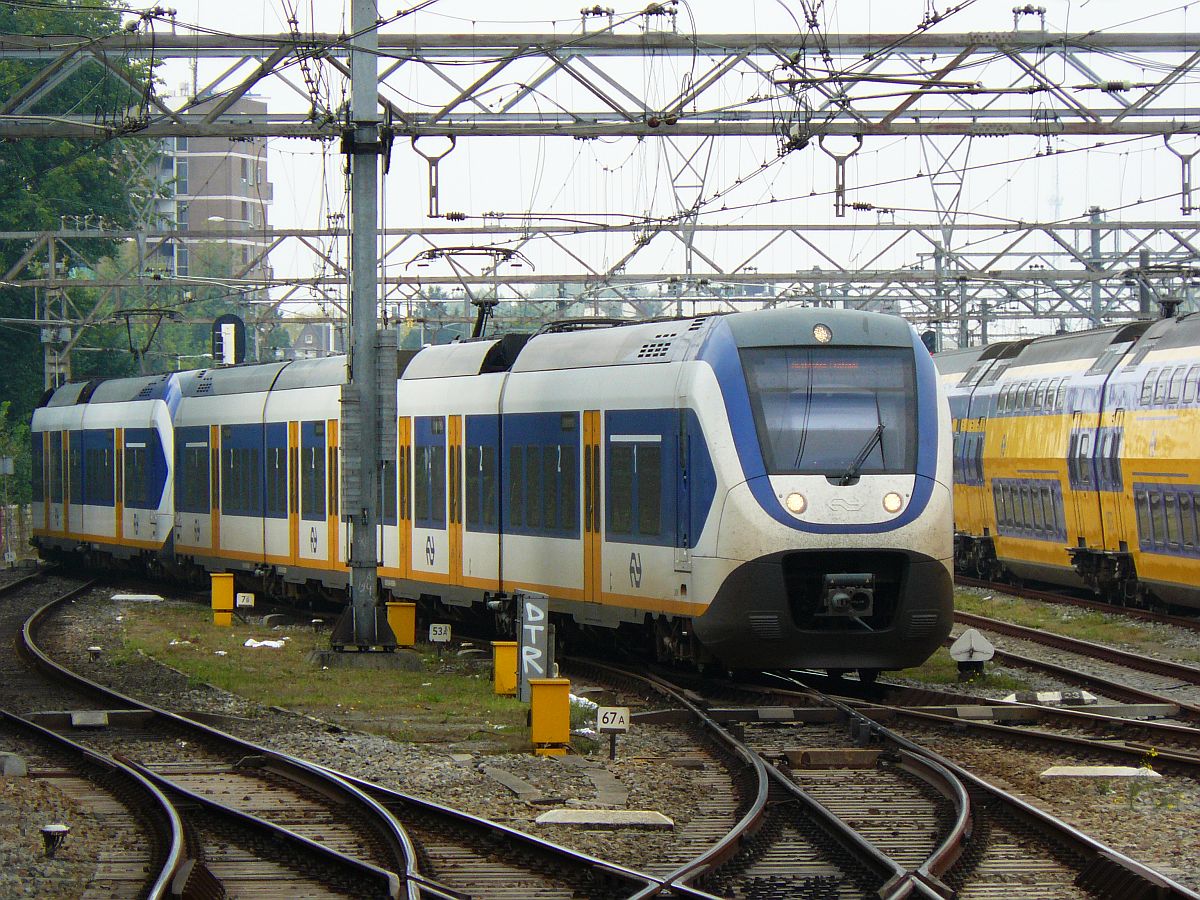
0,0,151,428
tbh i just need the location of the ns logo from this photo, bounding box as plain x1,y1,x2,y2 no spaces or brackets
629,552,642,588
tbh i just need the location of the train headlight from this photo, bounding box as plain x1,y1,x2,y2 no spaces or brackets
812,323,832,343
785,492,807,515
882,491,904,514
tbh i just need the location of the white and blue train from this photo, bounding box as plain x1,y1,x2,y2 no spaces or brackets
32,307,953,675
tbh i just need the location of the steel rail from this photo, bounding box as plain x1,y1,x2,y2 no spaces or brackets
955,575,1200,633
123,758,409,900
575,658,914,899
813,691,1200,900
19,588,423,899
325,768,719,900
955,609,1200,685
0,707,185,900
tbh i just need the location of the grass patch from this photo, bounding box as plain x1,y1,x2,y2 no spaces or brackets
116,601,533,749
954,590,1200,662
893,646,1031,691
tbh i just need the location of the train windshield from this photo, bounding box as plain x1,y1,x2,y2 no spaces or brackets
741,346,917,477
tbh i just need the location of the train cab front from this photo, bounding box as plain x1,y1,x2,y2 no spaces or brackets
690,309,954,672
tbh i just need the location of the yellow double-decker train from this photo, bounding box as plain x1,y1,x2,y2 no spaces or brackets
936,311,1200,609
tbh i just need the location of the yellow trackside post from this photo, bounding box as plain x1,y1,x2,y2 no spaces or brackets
211,573,234,626
491,641,518,696
385,601,416,647
529,677,571,756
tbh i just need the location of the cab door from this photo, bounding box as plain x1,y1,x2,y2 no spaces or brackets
582,410,602,602
448,414,464,585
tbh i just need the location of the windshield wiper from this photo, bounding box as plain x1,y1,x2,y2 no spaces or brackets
838,424,884,485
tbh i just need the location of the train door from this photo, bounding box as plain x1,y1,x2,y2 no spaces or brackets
1108,408,1130,550
288,421,299,566
1067,410,1092,541
398,417,412,579
47,431,63,533
298,420,328,565
326,418,339,565
448,415,463,585
114,428,124,541
582,409,602,602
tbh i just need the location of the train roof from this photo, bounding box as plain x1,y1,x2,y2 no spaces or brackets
725,307,914,348
183,362,289,397
1003,322,1150,368
41,372,178,407
272,355,347,390
1131,309,1200,352
402,338,502,379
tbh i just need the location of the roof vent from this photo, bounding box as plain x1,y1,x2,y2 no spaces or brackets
637,340,673,359
195,377,214,395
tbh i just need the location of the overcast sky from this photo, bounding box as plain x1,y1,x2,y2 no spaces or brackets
138,1,1200,331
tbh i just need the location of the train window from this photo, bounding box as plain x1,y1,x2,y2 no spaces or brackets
1169,367,1185,405
1182,495,1197,549
1135,491,1152,548
1030,486,1044,531
560,445,577,532
1054,379,1067,411
1185,367,1200,405
328,446,338,518
175,430,209,514
1034,380,1048,410
429,445,445,527
1078,432,1092,486
83,432,114,507
301,444,326,521
507,446,524,529
740,345,915,476
1140,370,1156,406
608,445,634,535
1023,382,1037,411
993,485,1005,525
31,435,44,502
1154,369,1170,405
264,425,287,519
1150,492,1166,548
638,445,662,536
542,447,559,531
525,446,542,529
49,432,63,504
382,459,398,525
124,443,147,509
481,446,498,528
997,385,1010,413
1166,493,1182,547
465,447,482,528
1041,487,1056,535
68,434,81,505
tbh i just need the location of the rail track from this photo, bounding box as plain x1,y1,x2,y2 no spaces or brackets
5,572,717,899
0,708,181,899
567,657,1200,899
946,608,1200,720
956,575,1200,634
